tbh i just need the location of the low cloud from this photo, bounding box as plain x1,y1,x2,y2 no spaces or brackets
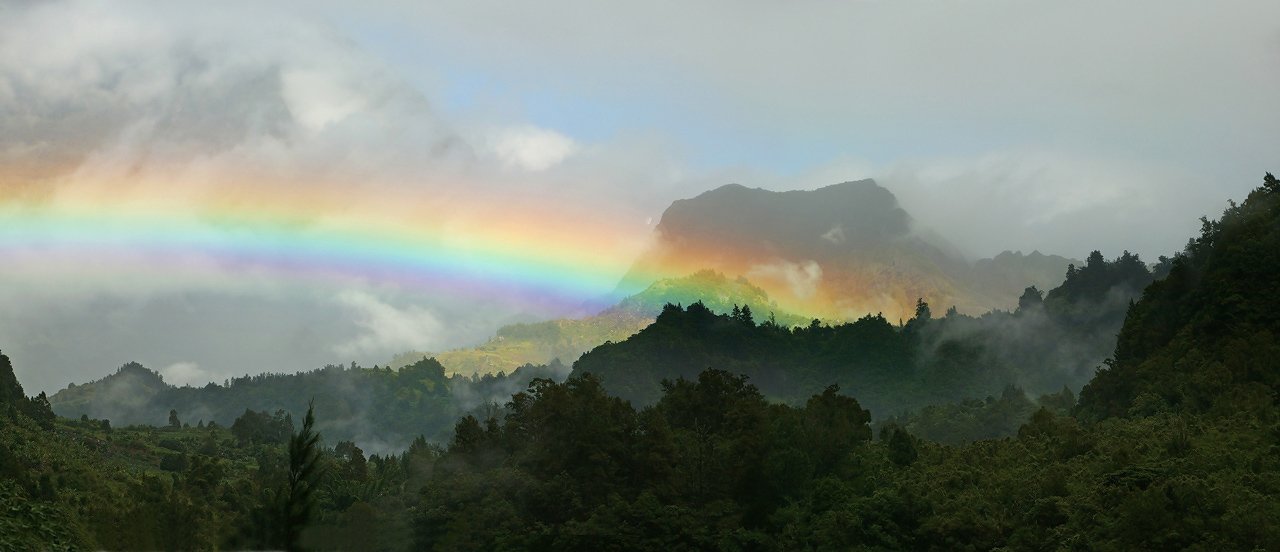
748,260,823,300
820,225,846,245
877,151,1222,260
333,290,446,358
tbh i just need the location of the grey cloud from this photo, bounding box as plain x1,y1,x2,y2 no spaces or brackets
0,0,466,193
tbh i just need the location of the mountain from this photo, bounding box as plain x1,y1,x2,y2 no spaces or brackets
417,270,808,376
618,180,1075,322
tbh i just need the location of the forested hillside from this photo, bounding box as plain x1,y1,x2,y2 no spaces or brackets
6,174,1280,550
1078,173,1280,419
1,347,449,550
403,173,1280,550
574,249,1158,415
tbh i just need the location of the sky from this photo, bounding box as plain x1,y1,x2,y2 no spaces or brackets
2,0,1278,393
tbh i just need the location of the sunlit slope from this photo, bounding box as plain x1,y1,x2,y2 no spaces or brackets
618,180,1074,322
421,271,808,376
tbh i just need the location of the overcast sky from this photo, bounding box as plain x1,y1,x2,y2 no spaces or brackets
3,0,1278,393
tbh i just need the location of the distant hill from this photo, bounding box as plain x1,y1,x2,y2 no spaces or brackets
413,270,809,376
618,180,1076,322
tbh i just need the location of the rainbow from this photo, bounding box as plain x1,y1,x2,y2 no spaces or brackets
0,197,641,312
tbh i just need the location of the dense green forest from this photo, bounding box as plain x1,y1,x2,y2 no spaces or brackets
3,173,1279,549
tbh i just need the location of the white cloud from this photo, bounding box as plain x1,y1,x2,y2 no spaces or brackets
486,125,579,171
280,68,369,132
333,290,445,358
820,225,845,245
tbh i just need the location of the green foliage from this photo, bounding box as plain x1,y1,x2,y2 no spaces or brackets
0,480,80,552
881,384,1067,445
231,408,294,446
413,370,875,550
406,371,1280,550
283,401,324,551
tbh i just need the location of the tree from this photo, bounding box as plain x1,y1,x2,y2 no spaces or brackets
914,298,932,321
334,441,368,481
1017,286,1044,313
25,392,56,428
281,401,324,551
231,409,294,446
1086,250,1106,269
168,409,181,428
800,385,872,473
885,426,919,466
